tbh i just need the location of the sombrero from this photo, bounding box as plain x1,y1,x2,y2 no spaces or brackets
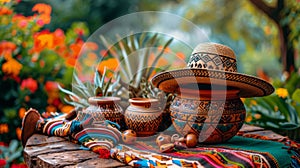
151,43,274,98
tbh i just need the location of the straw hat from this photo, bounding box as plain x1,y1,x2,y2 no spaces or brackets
151,43,274,98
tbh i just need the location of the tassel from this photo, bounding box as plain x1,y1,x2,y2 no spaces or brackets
98,148,110,159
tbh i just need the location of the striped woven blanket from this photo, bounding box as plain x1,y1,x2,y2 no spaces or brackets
39,113,300,168
111,136,296,167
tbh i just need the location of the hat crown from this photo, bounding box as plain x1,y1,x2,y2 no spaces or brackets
187,43,237,72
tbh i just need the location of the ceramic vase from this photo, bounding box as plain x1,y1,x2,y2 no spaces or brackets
125,98,163,137
78,97,125,128
170,89,246,144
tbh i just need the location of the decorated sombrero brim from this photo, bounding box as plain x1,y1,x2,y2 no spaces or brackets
151,43,274,98
151,68,274,98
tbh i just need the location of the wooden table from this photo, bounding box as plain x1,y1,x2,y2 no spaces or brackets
23,124,285,168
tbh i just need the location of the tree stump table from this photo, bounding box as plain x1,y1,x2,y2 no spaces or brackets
23,124,289,167
23,134,130,168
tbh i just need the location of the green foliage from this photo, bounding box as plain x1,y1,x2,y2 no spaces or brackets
100,32,173,99
245,72,300,139
15,0,139,33
59,32,175,109
0,140,23,167
165,0,300,76
58,70,119,108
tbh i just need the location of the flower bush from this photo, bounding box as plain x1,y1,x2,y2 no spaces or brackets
0,0,89,166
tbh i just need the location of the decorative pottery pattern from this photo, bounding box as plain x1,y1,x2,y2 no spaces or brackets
78,97,125,129
170,96,246,144
188,52,237,72
125,98,163,137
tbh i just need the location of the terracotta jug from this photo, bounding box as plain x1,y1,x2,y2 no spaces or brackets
125,98,163,137
78,97,125,129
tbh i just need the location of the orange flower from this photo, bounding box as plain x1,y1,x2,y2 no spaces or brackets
84,42,98,51
158,46,171,53
31,29,67,54
245,116,252,123
37,13,51,25
60,105,74,113
176,52,186,60
254,114,261,119
32,3,52,15
0,124,9,134
16,127,22,140
31,30,55,53
37,33,54,48
0,41,17,60
0,6,12,15
46,105,56,112
21,78,38,93
70,38,84,58
66,57,77,67
97,58,118,77
32,3,52,26
2,58,22,76
83,52,98,66
19,107,26,119
148,52,168,67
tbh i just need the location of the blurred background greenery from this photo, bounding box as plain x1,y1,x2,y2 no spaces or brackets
15,0,300,76
0,0,299,167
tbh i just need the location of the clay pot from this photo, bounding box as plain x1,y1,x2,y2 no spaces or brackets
125,98,163,137
170,89,246,144
78,97,125,128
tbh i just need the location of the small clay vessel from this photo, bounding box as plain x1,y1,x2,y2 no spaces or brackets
125,98,163,137
78,97,125,128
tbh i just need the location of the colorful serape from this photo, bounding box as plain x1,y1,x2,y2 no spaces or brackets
111,135,294,168
37,112,122,158
33,112,300,167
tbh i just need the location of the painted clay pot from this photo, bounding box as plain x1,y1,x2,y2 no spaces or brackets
170,89,246,144
125,98,163,137
78,97,125,129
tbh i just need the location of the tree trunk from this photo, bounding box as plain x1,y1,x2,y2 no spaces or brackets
249,0,296,73
278,22,295,72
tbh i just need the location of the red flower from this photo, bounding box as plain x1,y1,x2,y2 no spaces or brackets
21,78,38,93
0,159,6,167
11,163,28,168
0,142,7,146
0,6,13,15
44,81,58,92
